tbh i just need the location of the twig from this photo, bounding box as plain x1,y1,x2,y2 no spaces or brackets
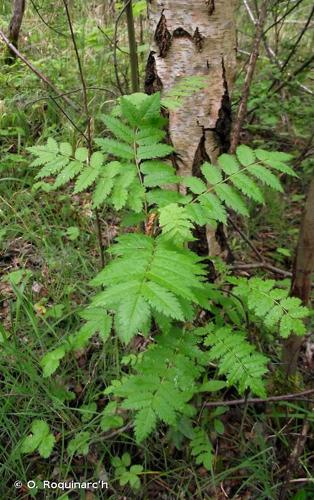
97,24,129,55
273,54,314,94
29,0,67,37
240,389,250,447
243,0,256,25
263,0,305,35
238,49,313,95
24,86,118,107
113,0,132,94
204,388,314,408
229,217,263,262
289,478,314,484
103,422,133,440
62,0,91,143
280,6,314,74
242,4,313,97
230,1,268,152
232,261,292,278
49,95,87,140
62,0,105,269
279,418,311,499
0,28,78,110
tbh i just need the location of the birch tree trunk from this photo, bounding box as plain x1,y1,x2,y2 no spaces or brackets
145,0,237,257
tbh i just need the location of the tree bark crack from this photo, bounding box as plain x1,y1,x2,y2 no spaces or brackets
154,12,172,57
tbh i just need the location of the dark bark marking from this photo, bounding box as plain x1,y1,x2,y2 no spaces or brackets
190,132,214,278
154,12,172,57
192,129,210,179
190,131,233,277
145,51,163,94
213,58,232,153
206,0,215,16
193,27,205,52
173,27,192,39
215,223,234,263
191,226,217,281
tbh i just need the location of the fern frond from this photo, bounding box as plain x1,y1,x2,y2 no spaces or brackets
230,172,264,203
141,161,178,187
190,427,213,470
182,176,207,195
95,138,134,160
73,164,101,194
230,277,309,338
159,203,195,244
255,149,296,177
54,160,83,188
34,156,70,177
111,328,205,442
137,143,174,161
218,154,240,175
215,183,249,216
236,144,256,166
204,326,268,397
201,163,223,184
247,164,283,192
136,126,166,145
102,114,134,144
90,235,207,342
198,192,227,223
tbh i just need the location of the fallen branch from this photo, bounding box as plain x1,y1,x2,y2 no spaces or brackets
204,388,314,407
279,418,311,499
232,261,292,278
229,217,263,262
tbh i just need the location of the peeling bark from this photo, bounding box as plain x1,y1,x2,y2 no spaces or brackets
282,177,314,376
145,0,236,256
206,0,215,16
154,13,172,57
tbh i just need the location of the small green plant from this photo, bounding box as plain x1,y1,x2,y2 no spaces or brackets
111,452,143,491
67,431,90,456
190,427,213,471
26,91,308,472
20,420,55,459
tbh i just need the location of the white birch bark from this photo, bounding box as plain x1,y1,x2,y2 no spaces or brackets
145,0,237,257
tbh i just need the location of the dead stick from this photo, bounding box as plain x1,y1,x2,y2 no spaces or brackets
232,261,292,278
229,217,263,261
62,0,105,269
204,388,314,407
279,418,311,499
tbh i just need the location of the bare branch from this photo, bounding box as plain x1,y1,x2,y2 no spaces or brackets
230,1,268,152
204,388,314,408
62,0,105,269
232,262,293,278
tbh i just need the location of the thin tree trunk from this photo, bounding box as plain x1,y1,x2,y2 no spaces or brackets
282,177,314,376
230,0,268,153
6,0,25,64
145,0,236,258
125,0,140,92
